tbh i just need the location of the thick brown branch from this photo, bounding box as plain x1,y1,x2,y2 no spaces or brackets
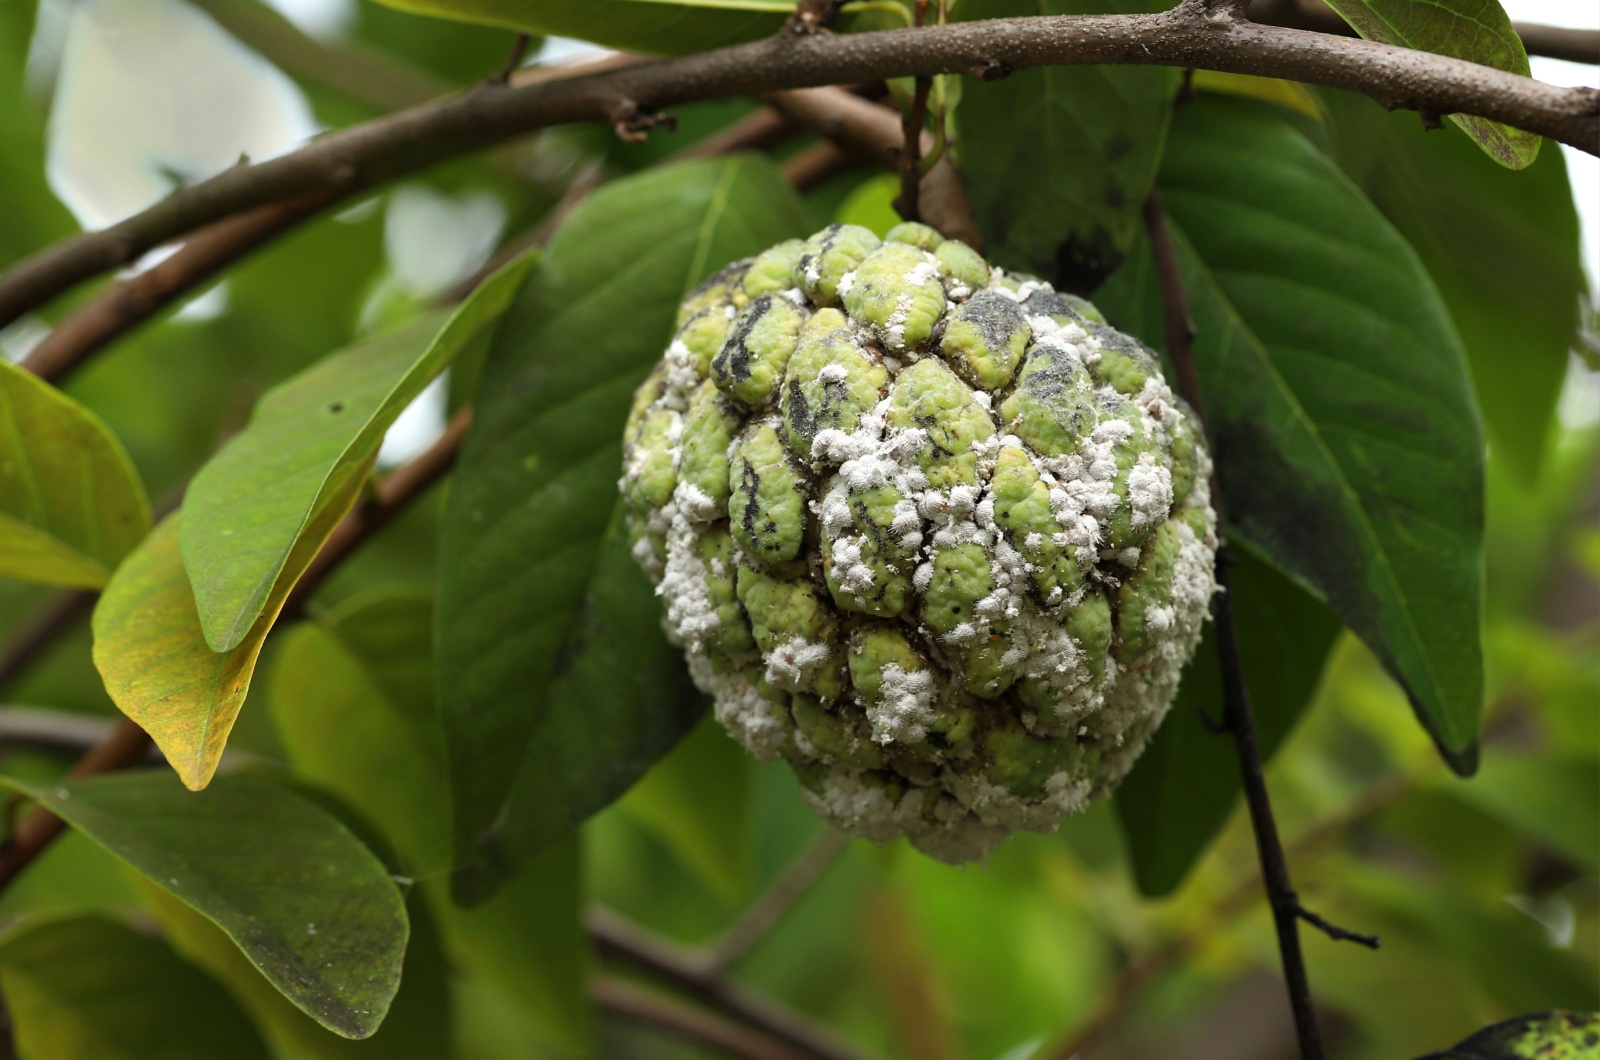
18,192,336,386
3,1,1593,329
1249,0,1600,66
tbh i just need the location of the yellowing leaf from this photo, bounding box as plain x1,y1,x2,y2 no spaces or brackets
92,487,364,789
0,360,150,588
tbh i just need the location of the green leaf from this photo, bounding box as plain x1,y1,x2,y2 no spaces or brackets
1415,1010,1600,1060
622,714,753,903
92,511,341,790
1320,90,1584,477
1319,0,1537,168
366,0,790,55
1451,755,1600,871
182,255,534,653
956,0,1176,288
438,155,810,902
269,590,593,1052
0,361,151,588
136,881,453,1060
0,771,409,1039
0,915,270,1060
1096,97,1485,770
1114,547,1341,895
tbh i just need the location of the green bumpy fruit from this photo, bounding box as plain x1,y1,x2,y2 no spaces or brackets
621,227,1218,863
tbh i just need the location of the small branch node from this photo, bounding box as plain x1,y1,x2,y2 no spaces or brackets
788,0,846,34
1198,705,1230,735
1418,106,1444,130
967,56,1011,81
1296,903,1382,949
610,100,678,143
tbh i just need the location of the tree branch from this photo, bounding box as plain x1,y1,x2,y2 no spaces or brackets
3,0,1593,330
587,908,873,1060
702,828,851,973
1248,0,1600,66
0,592,94,694
18,192,336,385
593,976,811,1060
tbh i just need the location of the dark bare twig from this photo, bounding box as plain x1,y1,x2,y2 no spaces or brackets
3,0,1595,330
1296,905,1381,948
894,75,931,224
1142,190,1381,1060
704,829,851,972
494,34,532,85
593,976,809,1060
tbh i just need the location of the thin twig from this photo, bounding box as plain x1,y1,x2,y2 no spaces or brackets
588,908,874,1060
593,976,809,1060
705,829,852,972
494,34,533,85
3,0,1594,329
1142,189,1389,1060
18,192,336,386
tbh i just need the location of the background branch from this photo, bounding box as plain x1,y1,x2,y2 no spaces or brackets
3,0,1593,330
592,976,811,1060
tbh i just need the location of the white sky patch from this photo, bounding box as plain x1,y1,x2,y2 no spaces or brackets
174,281,231,323
46,0,318,230
377,373,448,468
1503,0,1599,292
260,0,356,41
383,184,507,298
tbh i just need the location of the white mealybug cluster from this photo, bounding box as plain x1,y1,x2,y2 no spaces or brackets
621,222,1218,863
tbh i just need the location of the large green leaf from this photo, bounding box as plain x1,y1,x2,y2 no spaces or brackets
0,361,150,588
269,590,592,1052
0,771,409,1039
956,0,1176,289
0,915,270,1060
1114,547,1342,895
93,510,346,790
367,0,790,55
1319,0,1537,169
183,255,533,654
1097,97,1485,770
437,155,810,902
136,882,452,1060
1319,89,1584,478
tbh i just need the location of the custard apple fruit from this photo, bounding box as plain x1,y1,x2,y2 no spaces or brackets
621,222,1218,863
